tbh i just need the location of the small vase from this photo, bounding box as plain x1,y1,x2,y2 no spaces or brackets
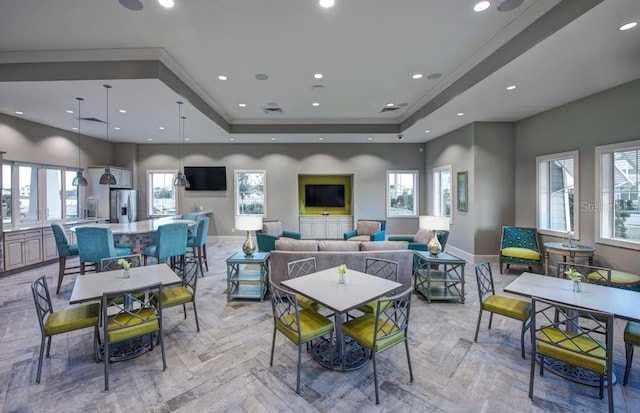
338,272,345,284
123,268,130,279
572,279,581,293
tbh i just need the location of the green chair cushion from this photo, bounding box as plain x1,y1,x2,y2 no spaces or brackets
162,286,193,307
611,270,640,286
501,247,541,261
44,303,100,336
585,270,610,284
537,327,606,373
483,295,531,321
356,296,391,314
276,309,333,344
342,313,406,352
296,294,321,312
624,321,640,346
107,308,159,343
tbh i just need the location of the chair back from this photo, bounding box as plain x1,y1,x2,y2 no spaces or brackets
31,276,53,336
51,223,75,257
270,282,302,339
75,227,118,264
365,257,398,282
500,226,540,251
556,262,612,286
194,217,209,247
475,261,496,302
373,288,412,352
155,223,188,260
287,257,317,279
100,254,142,272
181,213,198,221
180,255,199,295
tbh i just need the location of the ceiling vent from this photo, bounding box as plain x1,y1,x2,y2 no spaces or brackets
81,117,107,123
263,107,283,115
380,107,400,113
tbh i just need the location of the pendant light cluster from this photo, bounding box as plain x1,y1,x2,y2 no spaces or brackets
71,97,88,187
99,84,117,185
173,101,190,188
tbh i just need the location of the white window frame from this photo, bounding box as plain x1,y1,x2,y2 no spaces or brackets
147,170,177,217
433,165,452,220
595,139,640,250
235,170,267,216
386,170,418,218
536,150,579,238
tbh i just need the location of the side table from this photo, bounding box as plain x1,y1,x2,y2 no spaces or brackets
413,251,466,303
226,252,270,301
543,242,594,276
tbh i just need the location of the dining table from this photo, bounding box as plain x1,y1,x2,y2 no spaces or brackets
281,266,401,371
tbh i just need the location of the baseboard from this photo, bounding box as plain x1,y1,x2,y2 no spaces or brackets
444,245,499,265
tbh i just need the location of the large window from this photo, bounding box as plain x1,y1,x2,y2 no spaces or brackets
2,163,11,224
537,151,579,237
433,165,452,219
596,140,640,249
18,164,39,223
45,167,62,220
148,171,176,216
386,170,417,217
235,170,266,215
65,170,79,219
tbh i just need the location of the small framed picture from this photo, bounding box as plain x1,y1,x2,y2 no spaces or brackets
457,171,468,212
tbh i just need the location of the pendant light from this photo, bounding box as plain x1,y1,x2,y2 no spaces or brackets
71,97,88,187
173,101,190,188
99,84,117,185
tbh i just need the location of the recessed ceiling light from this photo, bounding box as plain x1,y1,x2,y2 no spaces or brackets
271,137,277,141
66,110,74,114
318,137,324,141
157,0,174,9
15,111,24,115
147,138,153,141
319,0,335,9
367,137,373,141
218,75,228,81
474,1,491,12
312,102,320,107
229,137,235,141
255,73,269,80
185,138,190,141
427,73,442,80
386,103,395,107
114,127,121,130
507,85,517,90
72,127,78,131
412,73,423,79
159,126,165,130
313,73,324,79
425,130,431,134
457,112,464,116
619,21,638,31
119,109,127,113
238,103,247,107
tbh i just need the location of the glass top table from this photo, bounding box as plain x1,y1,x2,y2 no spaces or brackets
412,251,466,303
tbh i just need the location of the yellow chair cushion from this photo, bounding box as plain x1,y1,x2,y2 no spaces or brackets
483,295,531,321
537,327,606,373
501,247,541,261
107,308,159,343
276,309,333,344
585,270,610,284
296,294,321,311
162,286,193,307
44,303,100,336
357,297,391,314
611,270,640,286
625,321,640,346
342,313,406,353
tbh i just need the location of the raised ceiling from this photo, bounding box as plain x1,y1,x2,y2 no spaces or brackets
0,0,638,144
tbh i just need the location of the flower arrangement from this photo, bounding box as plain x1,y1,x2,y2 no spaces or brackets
338,264,347,276
117,258,131,270
564,266,582,282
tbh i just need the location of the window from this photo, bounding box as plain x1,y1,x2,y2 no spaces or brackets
596,140,640,249
235,170,266,216
18,164,39,223
45,167,62,220
65,170,79,219
537,151,578,237
433,165,451,219
386,170,417,217
148,171,176,216
2,163,11,224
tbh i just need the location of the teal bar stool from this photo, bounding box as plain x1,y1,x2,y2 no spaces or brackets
143,223,189,269
75,227,133,274
51,223,81,294
187,217,209,275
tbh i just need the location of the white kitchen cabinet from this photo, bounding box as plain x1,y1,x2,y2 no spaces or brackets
299,215,353,239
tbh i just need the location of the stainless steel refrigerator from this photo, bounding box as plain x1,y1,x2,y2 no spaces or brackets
110,189,138,223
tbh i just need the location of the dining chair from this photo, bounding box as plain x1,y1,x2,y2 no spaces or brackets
556,262,611,286
269,282,334,395
341,287,414,405
186,217,209,275
51,223,81,294
355,257,399,314
286,257,322,312
75,227,132,274
624,321,640,385
529,297,614,413
101,282,166,391
474,261,532,359
99,254,142,271
143,222,189,269
161,255,200,332
31,275,100,383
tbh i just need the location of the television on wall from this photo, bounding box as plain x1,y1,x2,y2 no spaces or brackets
304,184,345,207
184,166,227,191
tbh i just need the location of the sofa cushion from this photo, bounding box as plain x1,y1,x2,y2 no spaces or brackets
318,240,360,252
263,221,284,237
357,221,381,236
414,228,432,243
347,235,373,242
275,239,318,251
360,241,408,251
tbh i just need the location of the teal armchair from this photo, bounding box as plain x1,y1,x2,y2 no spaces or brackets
256,220,301,252
388,229,449,252
344,219,386,241
499,226,542,274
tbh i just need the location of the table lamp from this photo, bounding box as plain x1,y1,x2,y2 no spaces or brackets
419,215,450,256
235,215,263,256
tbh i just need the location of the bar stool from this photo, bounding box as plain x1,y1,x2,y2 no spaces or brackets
187,217,209,276
75,227,132,274
143,223,189,270
51,223,81,294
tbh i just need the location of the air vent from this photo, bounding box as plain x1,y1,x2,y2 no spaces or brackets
380,107,400,113
263,107,283,115
81,117,107,123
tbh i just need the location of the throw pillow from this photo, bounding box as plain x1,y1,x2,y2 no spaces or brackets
414,228,432,244
360,241,408,251
262,221,284,237
318,240,361,251
356,220,381,236
275,239,318,251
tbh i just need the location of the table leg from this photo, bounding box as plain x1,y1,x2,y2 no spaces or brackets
545,251,550,275
311,311,370,371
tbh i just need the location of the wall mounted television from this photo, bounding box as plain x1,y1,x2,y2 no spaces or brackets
184,166,227,191
304,184,345,207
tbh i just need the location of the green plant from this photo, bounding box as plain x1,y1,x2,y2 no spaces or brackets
117,258,131,269
564,266,582,282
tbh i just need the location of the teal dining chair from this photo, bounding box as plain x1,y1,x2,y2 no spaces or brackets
187,217,209,275
143,223,189,269
75,227,132,274
51,223,81,294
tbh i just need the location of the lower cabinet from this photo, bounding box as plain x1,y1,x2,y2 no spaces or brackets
5,229,43,271
299,215,353,239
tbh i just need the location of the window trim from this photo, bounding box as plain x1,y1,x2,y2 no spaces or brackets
386,170,418,218
432,164,452,221
147,170,177,217
235,169,267,216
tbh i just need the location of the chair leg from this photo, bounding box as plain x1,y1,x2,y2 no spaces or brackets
35,336,46,383
196,247,205,278
270,327,277,366
104,341,110,391
599,375,604,399
624,343,634,385
45,336,52,357
373,351,380,405
520,320,528,359
405,339,414,382
80,262,86,275
56,257,66,294
296,343,302,394
202,244,209,272
528,346,536,399
192,301,200,332
182,303,187,319
499,260,504,274
159,328,167,371
488,312,494,330
474,309,483,342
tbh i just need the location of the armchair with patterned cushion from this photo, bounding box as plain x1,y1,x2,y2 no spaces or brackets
256,220,302,252
344,219,386,242
388,228,449,252
499,226,542,274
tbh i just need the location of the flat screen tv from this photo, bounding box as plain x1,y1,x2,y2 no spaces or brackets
184,166,227,191
305,184,345,207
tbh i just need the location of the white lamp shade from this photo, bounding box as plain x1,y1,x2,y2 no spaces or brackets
419,215,450,231
235,215,263,231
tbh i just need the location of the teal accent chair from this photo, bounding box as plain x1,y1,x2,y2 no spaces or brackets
388,229,449,252
256,220,301,252
344,219,386,241
51,223,81,294
181,213,198,221
143,223,189,269
75,227,132,274
187,217,209,275
499,226,542,274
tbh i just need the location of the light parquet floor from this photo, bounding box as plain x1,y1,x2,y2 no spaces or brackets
1,240,639,412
